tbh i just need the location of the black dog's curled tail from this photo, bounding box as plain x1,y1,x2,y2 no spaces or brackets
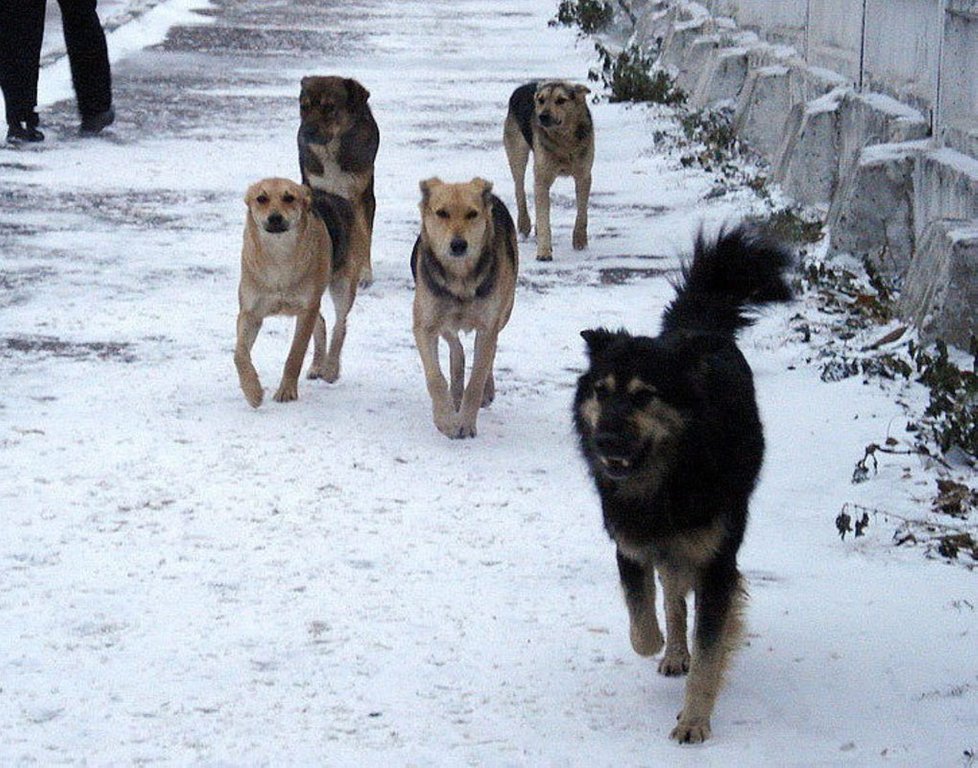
660,224,793,337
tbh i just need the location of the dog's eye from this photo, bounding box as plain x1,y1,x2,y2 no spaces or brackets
593,380,612,398
255,194,269,205
435,209,450,219
282,193,296,204
555,97,567,105
465,210,478,220
628,383,658,407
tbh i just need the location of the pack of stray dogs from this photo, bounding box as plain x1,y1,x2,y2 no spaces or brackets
234,74,794,744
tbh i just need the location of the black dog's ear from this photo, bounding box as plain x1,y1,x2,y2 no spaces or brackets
580,328,615,356
345,79,370,108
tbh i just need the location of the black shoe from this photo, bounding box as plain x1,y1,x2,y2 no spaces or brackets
6,123,45,144
79,107,115,136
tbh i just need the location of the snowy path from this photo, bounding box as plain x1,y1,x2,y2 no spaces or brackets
1,0,976,765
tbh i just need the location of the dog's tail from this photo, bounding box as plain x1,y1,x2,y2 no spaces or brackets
660,224,793,337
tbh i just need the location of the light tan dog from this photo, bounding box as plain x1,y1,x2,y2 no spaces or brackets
235,178,332,408
411,178,518,438
503,80,594,261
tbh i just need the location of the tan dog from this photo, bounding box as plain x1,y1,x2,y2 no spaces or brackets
503,80,594,261
235,178,332,408
298,76,379,286
411,178,518,438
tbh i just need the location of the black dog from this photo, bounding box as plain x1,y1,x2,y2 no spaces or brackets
573,225,792,743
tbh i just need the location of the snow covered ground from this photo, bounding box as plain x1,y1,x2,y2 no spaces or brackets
1,0,975,765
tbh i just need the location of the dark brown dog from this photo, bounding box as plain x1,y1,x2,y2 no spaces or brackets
298,75,379,287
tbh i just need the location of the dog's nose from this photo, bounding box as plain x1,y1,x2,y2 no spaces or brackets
538,111,554,127
300,122,322,142
265,212,288,233
450,237,468,257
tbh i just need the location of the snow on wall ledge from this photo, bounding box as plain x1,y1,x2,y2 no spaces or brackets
632,0,978,349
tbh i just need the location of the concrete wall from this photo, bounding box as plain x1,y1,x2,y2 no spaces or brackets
636,0,978,348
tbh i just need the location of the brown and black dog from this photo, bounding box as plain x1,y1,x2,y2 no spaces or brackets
504,80,594,261
235,178,332,408
298,75,379,288
411,178,518,439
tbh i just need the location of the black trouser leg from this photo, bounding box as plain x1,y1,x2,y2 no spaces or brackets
0,0,46,126
56,0,111,116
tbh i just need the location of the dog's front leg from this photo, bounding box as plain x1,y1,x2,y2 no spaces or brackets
274,307,318,403
457,326,499,438
616,548,664,657
414,326,457,437
533,166,556,261
234,311,264,408
444,332,465,411
573,171,591,250
506,132,531,237
670,565,745,744
658,564,692,676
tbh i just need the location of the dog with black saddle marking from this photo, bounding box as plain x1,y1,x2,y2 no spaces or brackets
503,80,593,261
573,225,793,743
411,177,519,439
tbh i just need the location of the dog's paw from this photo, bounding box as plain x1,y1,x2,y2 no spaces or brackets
630,622,665,657
273,380,299,403
454,420,477,439
308,362,339,383
658,648,691,676
535,250,553,262
573,228,588,250
239,376,264,408
358,269,374,289
670,716,711,744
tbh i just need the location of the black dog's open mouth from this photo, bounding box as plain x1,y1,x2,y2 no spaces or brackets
598,455,635,480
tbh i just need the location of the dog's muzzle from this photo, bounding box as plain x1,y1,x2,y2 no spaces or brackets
299,122,330,144
264,213,289,234
538,111,558,128
449,237,468,257
593,432,639,480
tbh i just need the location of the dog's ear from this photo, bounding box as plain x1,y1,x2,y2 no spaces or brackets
243,184,257,205
572,84,591,98
345,79,370,108
419,177,442,206
472,177,493,208
580,328,616,356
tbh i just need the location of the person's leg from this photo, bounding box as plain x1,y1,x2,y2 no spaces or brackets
0,0,46,139
56,0,113,128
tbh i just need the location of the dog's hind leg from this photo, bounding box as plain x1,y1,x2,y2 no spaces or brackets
320,278,356,383
444,332,465,411
658,565,692,676
274,307,319,403
617,548,664,657
504,117,532,238
307,313,328,380
234,311,264,408
572,170,591,250
481,370,495,408
670,564,746,744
